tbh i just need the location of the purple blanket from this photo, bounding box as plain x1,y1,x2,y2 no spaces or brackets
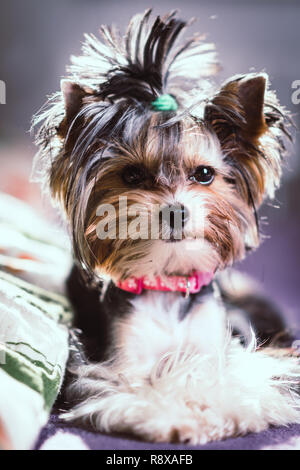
35,415,300,450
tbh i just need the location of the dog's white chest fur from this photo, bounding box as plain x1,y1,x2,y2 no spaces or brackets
64,285,300,444
112,289,226,375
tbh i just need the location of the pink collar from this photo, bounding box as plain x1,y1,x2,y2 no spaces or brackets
116,271,214,296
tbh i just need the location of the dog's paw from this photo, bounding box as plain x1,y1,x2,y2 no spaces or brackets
63,340,300,444
137,405,238,445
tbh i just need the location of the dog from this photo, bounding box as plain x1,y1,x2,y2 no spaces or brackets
33,10,300,444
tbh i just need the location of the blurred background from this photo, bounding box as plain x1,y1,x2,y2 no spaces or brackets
0,0,299,323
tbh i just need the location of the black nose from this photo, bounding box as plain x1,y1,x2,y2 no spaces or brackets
160,204,189,229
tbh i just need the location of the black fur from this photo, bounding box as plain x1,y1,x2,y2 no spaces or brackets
67,263,292,364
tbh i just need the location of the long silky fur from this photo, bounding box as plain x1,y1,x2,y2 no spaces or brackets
32,10,291,280
31,10,299,445
63,336,300,445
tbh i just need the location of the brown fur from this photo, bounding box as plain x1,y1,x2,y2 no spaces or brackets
32,10,291,282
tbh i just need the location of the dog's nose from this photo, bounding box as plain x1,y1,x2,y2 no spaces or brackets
160,204,189,229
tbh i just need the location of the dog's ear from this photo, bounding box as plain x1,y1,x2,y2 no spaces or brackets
204,72,290,205
204,73,268,144
57,80,87,137
236,74,268,139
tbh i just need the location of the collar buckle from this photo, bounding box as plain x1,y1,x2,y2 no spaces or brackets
185,276,191,299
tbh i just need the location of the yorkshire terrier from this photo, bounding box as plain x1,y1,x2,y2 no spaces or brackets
33,10,300,444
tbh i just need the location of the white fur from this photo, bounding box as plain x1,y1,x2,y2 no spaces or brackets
110,290,226,374
118,238,219,281
63,291,300,444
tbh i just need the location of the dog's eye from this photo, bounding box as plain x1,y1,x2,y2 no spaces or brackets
189,166,215,185
122,165,146,185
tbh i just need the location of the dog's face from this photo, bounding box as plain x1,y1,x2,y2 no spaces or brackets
77,115,246,281
33,12,289,282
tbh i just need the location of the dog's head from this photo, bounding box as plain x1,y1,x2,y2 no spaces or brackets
33,10,291,282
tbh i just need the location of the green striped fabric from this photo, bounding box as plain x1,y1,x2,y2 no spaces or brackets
0,192,73,449
0,269,72,409
0,270,72,448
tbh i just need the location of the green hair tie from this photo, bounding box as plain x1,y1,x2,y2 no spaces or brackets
151,94,178,112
